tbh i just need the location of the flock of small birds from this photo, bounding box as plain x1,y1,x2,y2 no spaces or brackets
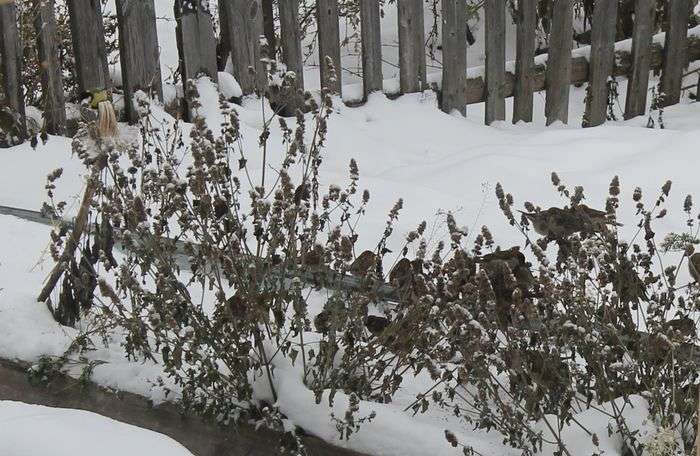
313,204,699,339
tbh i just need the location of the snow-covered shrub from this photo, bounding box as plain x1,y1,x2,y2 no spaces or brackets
42,91,698,456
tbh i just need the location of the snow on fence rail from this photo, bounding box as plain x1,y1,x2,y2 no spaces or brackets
0,0,699,141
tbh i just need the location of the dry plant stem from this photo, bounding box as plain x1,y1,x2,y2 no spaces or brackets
37,168,102,304
696,386,699,456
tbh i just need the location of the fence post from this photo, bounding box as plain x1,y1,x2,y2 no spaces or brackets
116,0,163,123
545,0,573,125
0,2,25,142
66,0,110,95
660,0,690,107
584,0,618,127
513,0,536,124
485,0,506,124
624,0,654,120
397,0,426,94
278,0,304,89
219,0,266,96
317,0,342,93
360,0,382,98
175,0,218,85
34,0,66,135
441,0,467,116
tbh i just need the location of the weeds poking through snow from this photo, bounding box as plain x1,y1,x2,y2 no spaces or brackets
43,95,699,454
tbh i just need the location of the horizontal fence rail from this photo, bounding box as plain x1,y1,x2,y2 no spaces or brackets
0,0,699,144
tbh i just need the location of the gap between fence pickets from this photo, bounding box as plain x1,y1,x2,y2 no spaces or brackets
340,25,700,105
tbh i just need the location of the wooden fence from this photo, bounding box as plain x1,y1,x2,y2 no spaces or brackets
0,0,699,140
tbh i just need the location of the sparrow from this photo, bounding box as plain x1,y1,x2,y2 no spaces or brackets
611,257,647,306
313,310,330,334
480,246,536,329
350,250,380,277
663,317,696,338
481,246,535,290
389,258,414,288
365,315,390,338
689,252,700,283
520,205,619,239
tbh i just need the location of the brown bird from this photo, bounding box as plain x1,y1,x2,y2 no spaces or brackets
313,310,330,334
480,247,536,329
663,317,696,339
689,252,700,283
389,258,413,288
365,315,391,338
611,257,647,306
350,250,380,277
481,246,535,289
520,205,619,239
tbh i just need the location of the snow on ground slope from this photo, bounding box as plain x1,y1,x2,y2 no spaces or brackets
0,401,193,456
1,88,699,455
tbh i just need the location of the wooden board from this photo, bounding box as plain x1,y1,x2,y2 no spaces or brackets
116,0,163,123
544,0,573,125
66,0,110,94
397,0,426,94
316,0,342,93
485,0,506,124
218,0,265,96
660,0,690,107
584,0,618,127
513,0,537,123
0,2,25,140
624,0,655,120
360,0,382,97
441,0,467,116
278,0,304,89
34,0,66,135
176,0,218,85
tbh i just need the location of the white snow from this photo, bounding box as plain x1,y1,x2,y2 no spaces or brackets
2,2,699,455
0,401,193,456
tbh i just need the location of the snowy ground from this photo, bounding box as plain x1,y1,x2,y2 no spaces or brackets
0,401,193,456
2,79,700,455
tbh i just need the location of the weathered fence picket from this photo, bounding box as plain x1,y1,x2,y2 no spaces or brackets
545,0,573,125
4,0,700,137
317,0,342,93
175,0,218,120
219,0,265,96
66,0,110,95
0,2,25,141
360,0,383,98
278,0,304,90
116,0,163,123
441,0,467,116
485,0,506,124
34,0,66,135
513,0,536,124
624,0,654,120
397,0,426,94
584,0,618,127
175,0,218,86
660,0,691,107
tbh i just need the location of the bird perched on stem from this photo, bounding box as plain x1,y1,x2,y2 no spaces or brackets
520,204,619,239
479,246,536,329
350,250,380,277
